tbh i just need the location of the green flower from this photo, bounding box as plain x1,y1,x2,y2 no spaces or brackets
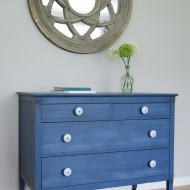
119,44,133,57
109,46,119,59
119,43,138,57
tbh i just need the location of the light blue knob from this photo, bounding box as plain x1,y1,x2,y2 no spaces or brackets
141,106,149,114
150,130,157,138
63,134,72,143
75,107,83,116
149,160,157,168
63,168,72,176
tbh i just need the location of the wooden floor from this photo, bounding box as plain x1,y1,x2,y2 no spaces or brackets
157,186,190,190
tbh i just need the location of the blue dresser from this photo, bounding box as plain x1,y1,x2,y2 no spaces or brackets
18,93,178,190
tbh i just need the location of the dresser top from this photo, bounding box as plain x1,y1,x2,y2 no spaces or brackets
17,92,178,97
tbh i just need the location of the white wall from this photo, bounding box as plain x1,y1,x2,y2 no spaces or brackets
0,0,190,189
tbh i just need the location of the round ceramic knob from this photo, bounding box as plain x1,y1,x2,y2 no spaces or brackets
63,134,72,143
149,160,157,168
75,107,83,116
63,168,72,176
141,106,149,114
150,130,157,138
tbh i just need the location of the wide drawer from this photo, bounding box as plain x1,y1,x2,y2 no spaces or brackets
42,119,170,155
42,104,110,121
42,149,169,189
113,103,170,118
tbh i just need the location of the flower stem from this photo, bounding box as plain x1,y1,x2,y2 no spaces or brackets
120,56,127,68
123,76,126,92
127,56,131,66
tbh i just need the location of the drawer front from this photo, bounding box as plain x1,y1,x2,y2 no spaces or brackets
42,104,110,121
42,119,170,155
42,149,169,188
113,103,170,118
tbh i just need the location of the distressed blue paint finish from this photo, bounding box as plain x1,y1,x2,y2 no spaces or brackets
42,103,171,122
17,92,178,97
42,175,169,190
18,92,177,190
19,98,35,190
40,96,171,105
19,96,24,190
113,103,171,118
42,104,111,120
42,149,169,189
34,98,42,190
42,119,170,155
167,97,176,189
19,96,42,190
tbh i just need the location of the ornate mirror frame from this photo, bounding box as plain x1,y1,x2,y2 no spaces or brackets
28,0,132,54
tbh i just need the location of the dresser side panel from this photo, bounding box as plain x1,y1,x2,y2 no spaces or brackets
19,97,36,188
169,97,176,179
34,98,42,189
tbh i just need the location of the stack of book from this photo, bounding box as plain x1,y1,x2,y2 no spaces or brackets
52,87,96,94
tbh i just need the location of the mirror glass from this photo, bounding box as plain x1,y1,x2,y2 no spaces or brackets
30,0,132,53
91,27,108,40
73,22,91,36
68,0,96,14
54,23,73,38
99,7,111,23
51,1,64,18
42,0,49,6
111,0,119,13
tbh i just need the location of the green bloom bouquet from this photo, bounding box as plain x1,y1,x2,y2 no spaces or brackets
109,43,138,93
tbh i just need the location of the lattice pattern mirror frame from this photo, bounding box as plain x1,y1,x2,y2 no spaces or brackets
28,0,132,54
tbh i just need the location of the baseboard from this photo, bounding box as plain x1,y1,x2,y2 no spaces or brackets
137,176,190,190
174,176,190,187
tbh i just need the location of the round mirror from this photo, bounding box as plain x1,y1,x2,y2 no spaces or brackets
28,0,132,54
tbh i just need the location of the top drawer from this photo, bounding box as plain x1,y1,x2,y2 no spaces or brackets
42,103,170,121
42,104,111,121
113,103,170,118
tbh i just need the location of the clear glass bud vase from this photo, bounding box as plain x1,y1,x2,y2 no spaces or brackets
121,66,134,93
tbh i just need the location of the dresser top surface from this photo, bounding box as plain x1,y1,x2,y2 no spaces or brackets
17,92,178,97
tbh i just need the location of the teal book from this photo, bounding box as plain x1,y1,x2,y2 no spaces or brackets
54,87,91,91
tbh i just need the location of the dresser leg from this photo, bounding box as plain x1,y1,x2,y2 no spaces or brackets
166,179,173,190
132,184,137,190
20,177,24,190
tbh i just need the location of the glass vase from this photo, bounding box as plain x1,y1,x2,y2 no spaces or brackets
121,66,134,93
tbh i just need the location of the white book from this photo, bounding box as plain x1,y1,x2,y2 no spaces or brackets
51,90,96,94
